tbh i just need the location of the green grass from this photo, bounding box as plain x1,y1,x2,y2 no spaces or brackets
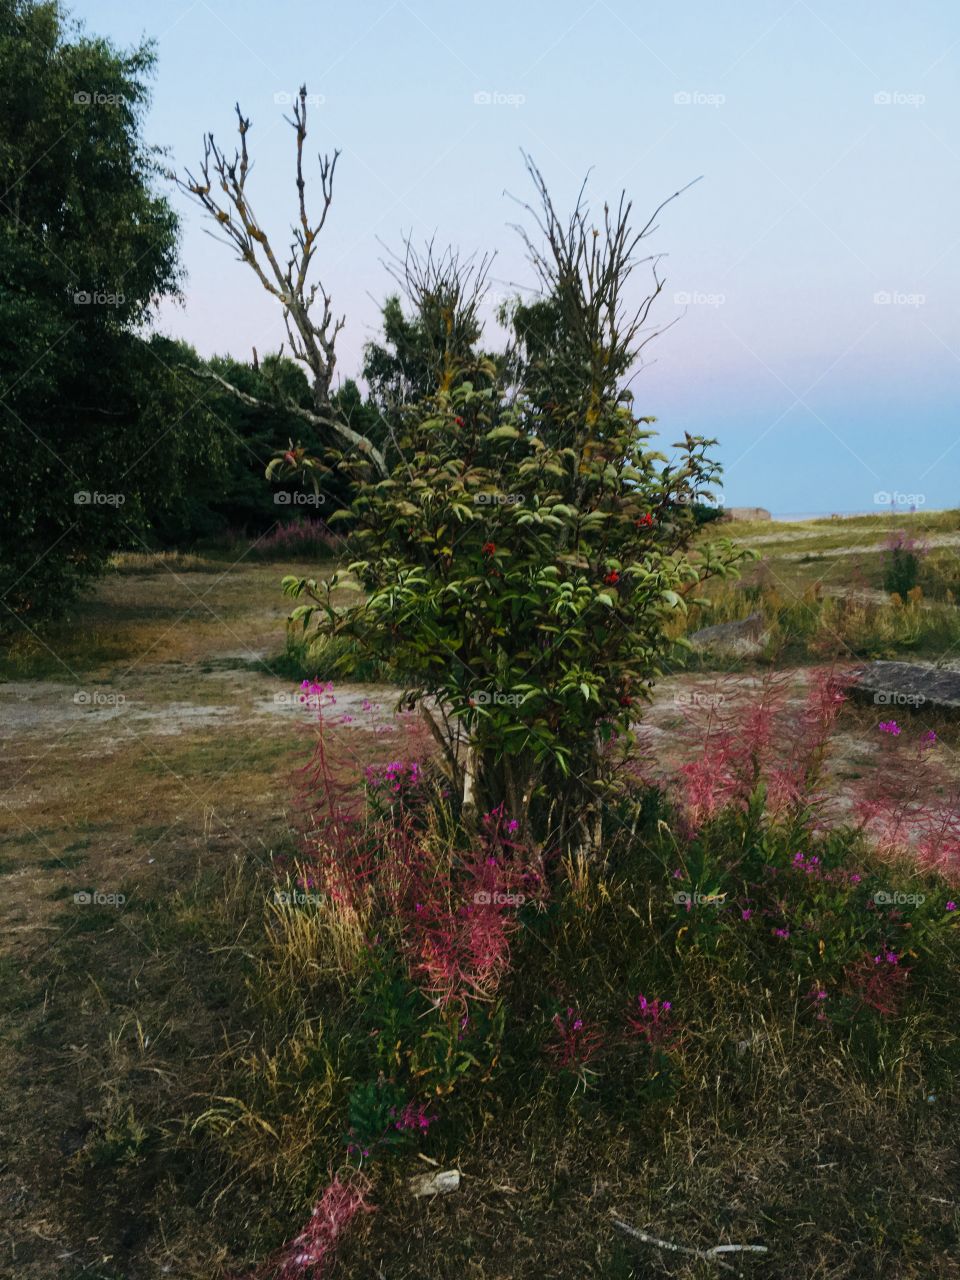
269,626,402,684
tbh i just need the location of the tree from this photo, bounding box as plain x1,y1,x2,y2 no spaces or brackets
175,87,387,476
282,163,747,852
363,240,497,417
147,358,374,545
180,92,749,853
0,0,224,622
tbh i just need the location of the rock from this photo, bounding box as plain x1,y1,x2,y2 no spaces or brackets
688,612,767,658
720,506,772,522
408,1169,461,1198
845,661,960,714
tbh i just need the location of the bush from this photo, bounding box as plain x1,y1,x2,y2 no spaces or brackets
280,165,751,853
882,530,924,596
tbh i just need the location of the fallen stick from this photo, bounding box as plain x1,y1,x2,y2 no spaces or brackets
610,1213,768,1272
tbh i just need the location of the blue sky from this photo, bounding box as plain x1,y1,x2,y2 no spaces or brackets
76,0,960,513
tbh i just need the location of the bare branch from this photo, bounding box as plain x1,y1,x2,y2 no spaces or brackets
180,364,386,475
175,87,352,431
376,234,495,394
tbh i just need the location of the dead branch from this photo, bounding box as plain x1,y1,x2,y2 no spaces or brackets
176,86,387,471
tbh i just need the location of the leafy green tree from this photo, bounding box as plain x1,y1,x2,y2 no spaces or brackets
277,162,750,853
0,0,223,621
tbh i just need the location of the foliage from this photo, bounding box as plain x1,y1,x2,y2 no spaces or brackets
882,529,924,596
281,166,751,851
0,1,225,621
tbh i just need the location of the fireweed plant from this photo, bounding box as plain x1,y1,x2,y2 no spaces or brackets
636,673,960,1056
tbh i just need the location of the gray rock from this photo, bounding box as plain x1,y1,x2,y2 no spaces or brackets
688,612,767,657
408,1169,460,1197
845,660,960,714
720,506,772,522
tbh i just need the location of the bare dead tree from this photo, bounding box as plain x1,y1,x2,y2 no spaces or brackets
507,153,702,404
174,86,387,475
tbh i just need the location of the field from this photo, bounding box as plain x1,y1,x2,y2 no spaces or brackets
1,512,959,1280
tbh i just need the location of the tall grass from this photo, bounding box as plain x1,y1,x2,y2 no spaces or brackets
675,574,960,661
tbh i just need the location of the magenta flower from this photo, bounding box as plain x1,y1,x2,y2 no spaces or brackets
946,901,957,912
626,993,681,1051
878,720,901,736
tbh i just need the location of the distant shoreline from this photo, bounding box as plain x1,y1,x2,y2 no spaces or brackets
769,509,945,522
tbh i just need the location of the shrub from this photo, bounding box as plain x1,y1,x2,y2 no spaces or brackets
280,166,751,854
882,529,925,596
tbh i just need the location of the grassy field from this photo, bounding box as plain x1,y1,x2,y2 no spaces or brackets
1,514,958,1280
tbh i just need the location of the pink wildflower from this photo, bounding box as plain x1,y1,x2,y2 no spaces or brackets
252,1174,374,1280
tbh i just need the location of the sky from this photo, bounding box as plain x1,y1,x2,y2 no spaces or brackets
75,0,960,514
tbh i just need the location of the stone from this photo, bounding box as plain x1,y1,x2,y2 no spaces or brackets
408,1169,461,1197
687,612,767,658
844,661,960,714
719,506,772,522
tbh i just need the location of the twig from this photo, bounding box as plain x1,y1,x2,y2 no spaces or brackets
610,1212,768,1272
